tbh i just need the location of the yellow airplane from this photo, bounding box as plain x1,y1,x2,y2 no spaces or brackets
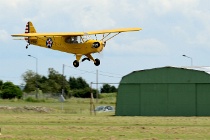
12,21,141,67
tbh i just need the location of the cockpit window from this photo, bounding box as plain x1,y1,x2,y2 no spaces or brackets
65,36,79,44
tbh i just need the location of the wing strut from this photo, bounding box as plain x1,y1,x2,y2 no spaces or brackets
101,33,110,41
102,32,121,42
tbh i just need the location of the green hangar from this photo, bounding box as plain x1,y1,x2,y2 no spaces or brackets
116,67,210,116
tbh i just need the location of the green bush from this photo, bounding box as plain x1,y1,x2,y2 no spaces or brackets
1,82,23,99
99,93,117,98
71,87,97,98
25,97,45,102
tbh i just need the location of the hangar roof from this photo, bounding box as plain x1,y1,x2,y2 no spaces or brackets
180,66,210,75
121,66,210,84
131,66,210,75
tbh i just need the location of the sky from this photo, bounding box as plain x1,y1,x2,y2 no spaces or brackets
1,0,210,89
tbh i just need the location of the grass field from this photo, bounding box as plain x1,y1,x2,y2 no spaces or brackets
1,96,210,140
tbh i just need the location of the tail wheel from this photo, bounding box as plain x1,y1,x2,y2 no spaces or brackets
73,60,79,67
94,58,100,66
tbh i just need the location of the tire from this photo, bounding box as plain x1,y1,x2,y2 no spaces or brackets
73,60,79,67
94,58,100,66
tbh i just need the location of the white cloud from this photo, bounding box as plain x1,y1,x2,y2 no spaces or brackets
148,0,199,16
105,38,168,55
148,0,210,48
74,1,116,29
7,0,117,31
192,28,210,46
0,30,10,41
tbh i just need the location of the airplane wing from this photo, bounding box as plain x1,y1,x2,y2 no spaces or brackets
11,32,85,37
11,28,141,37
87,28,142,35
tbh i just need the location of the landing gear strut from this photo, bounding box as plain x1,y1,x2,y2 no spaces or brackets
26,44,29,49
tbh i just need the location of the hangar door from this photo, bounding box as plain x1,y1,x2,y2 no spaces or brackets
197,84,210,116
140,84,168,116
140,83,196,116
116,83,197,116
116,84,140,116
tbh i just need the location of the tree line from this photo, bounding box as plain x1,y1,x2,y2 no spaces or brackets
0,68,117,99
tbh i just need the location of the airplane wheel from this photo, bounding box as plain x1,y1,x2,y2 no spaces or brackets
94,58,100,66
73,60,79,67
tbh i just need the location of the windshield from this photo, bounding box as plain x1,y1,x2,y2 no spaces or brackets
65,36,80,43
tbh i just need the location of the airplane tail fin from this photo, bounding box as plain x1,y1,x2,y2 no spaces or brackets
25,21,36,43
25,21,36,33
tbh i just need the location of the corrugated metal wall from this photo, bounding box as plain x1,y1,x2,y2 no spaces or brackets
116,67,210,116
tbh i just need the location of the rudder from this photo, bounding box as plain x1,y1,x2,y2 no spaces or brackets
25,21,37,43
25,21,36,33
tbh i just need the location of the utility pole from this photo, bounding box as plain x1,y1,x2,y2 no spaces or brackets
96,69,98,103
90,82,96,115
62,64,65,95
28,55,38,99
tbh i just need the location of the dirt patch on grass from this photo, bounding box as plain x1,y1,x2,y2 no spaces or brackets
0,106,54,113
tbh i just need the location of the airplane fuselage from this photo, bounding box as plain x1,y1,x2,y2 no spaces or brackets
29,37,104,55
